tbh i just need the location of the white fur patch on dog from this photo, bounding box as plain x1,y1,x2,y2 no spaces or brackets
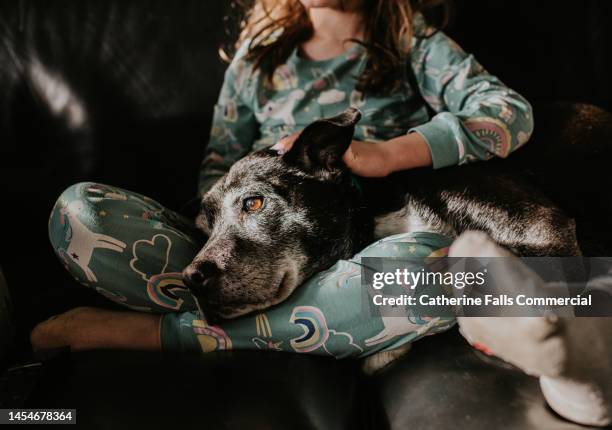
374,201,456,239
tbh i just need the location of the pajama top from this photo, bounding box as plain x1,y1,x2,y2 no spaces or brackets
198,18,534,195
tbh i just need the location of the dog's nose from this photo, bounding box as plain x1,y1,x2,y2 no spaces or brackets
182,261,220,291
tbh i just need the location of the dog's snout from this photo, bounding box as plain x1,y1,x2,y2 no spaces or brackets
182,261,220,291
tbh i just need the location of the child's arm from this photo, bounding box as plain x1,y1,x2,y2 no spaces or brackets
342,29,534,176
406,28,534,169
277,29,533,177
198,46,259,196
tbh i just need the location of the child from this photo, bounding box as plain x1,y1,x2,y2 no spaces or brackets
199,0,532,194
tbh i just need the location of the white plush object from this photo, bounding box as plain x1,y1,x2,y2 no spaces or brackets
450,231,612,427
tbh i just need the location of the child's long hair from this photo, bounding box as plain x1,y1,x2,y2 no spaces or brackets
224,0,451,93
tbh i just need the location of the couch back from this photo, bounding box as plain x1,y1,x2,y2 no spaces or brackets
0,0,229,206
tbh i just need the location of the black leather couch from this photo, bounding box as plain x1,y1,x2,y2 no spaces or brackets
1,1,612,428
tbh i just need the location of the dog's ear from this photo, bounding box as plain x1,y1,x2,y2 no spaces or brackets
283,108,361,174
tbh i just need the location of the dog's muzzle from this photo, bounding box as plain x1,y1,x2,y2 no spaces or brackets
182,260,220,295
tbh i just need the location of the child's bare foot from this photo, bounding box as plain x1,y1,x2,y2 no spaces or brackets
31,307,89,352
31,307,162,352
450,231,612,427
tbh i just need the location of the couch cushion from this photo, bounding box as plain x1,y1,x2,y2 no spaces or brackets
368,328,592,430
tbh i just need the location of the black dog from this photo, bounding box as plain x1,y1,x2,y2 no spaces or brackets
183,107,580,320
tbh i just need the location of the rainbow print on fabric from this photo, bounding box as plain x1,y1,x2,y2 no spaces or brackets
192,319,233,352
289,306,329,353
146,272,190,310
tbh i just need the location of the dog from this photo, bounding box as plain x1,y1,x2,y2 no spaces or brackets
182,107,580,371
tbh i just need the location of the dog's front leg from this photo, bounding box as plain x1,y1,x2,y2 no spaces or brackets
31,307,161,352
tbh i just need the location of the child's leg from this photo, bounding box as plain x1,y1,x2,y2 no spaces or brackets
36,182,206,352
45,185,455,359
31,307,161,351
450,231,612,427
48,182,201,313
160,232,456,358
36,233,455,356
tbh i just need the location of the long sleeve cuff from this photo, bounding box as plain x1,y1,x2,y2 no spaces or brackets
409,115,460,169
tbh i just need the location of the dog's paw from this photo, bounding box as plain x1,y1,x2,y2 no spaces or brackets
361,343,412,375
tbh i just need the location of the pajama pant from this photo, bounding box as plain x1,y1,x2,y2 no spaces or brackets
48,182,455,358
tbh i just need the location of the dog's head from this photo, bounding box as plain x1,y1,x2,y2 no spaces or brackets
183,108,369,319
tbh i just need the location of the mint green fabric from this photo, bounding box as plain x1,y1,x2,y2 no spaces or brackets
199,21,534,194
49,183,455,357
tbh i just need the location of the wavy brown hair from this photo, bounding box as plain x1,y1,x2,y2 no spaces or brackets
223,0,452,94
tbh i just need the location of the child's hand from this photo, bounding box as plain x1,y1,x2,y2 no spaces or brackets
272,131,431,177
272,132,392,177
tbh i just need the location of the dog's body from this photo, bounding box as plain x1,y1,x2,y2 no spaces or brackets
368,160,579,256
183,108,580,320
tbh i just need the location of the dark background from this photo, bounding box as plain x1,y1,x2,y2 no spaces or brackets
1,0,611,353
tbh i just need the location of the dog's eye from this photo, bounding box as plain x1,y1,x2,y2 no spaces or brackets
243,196,263,213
